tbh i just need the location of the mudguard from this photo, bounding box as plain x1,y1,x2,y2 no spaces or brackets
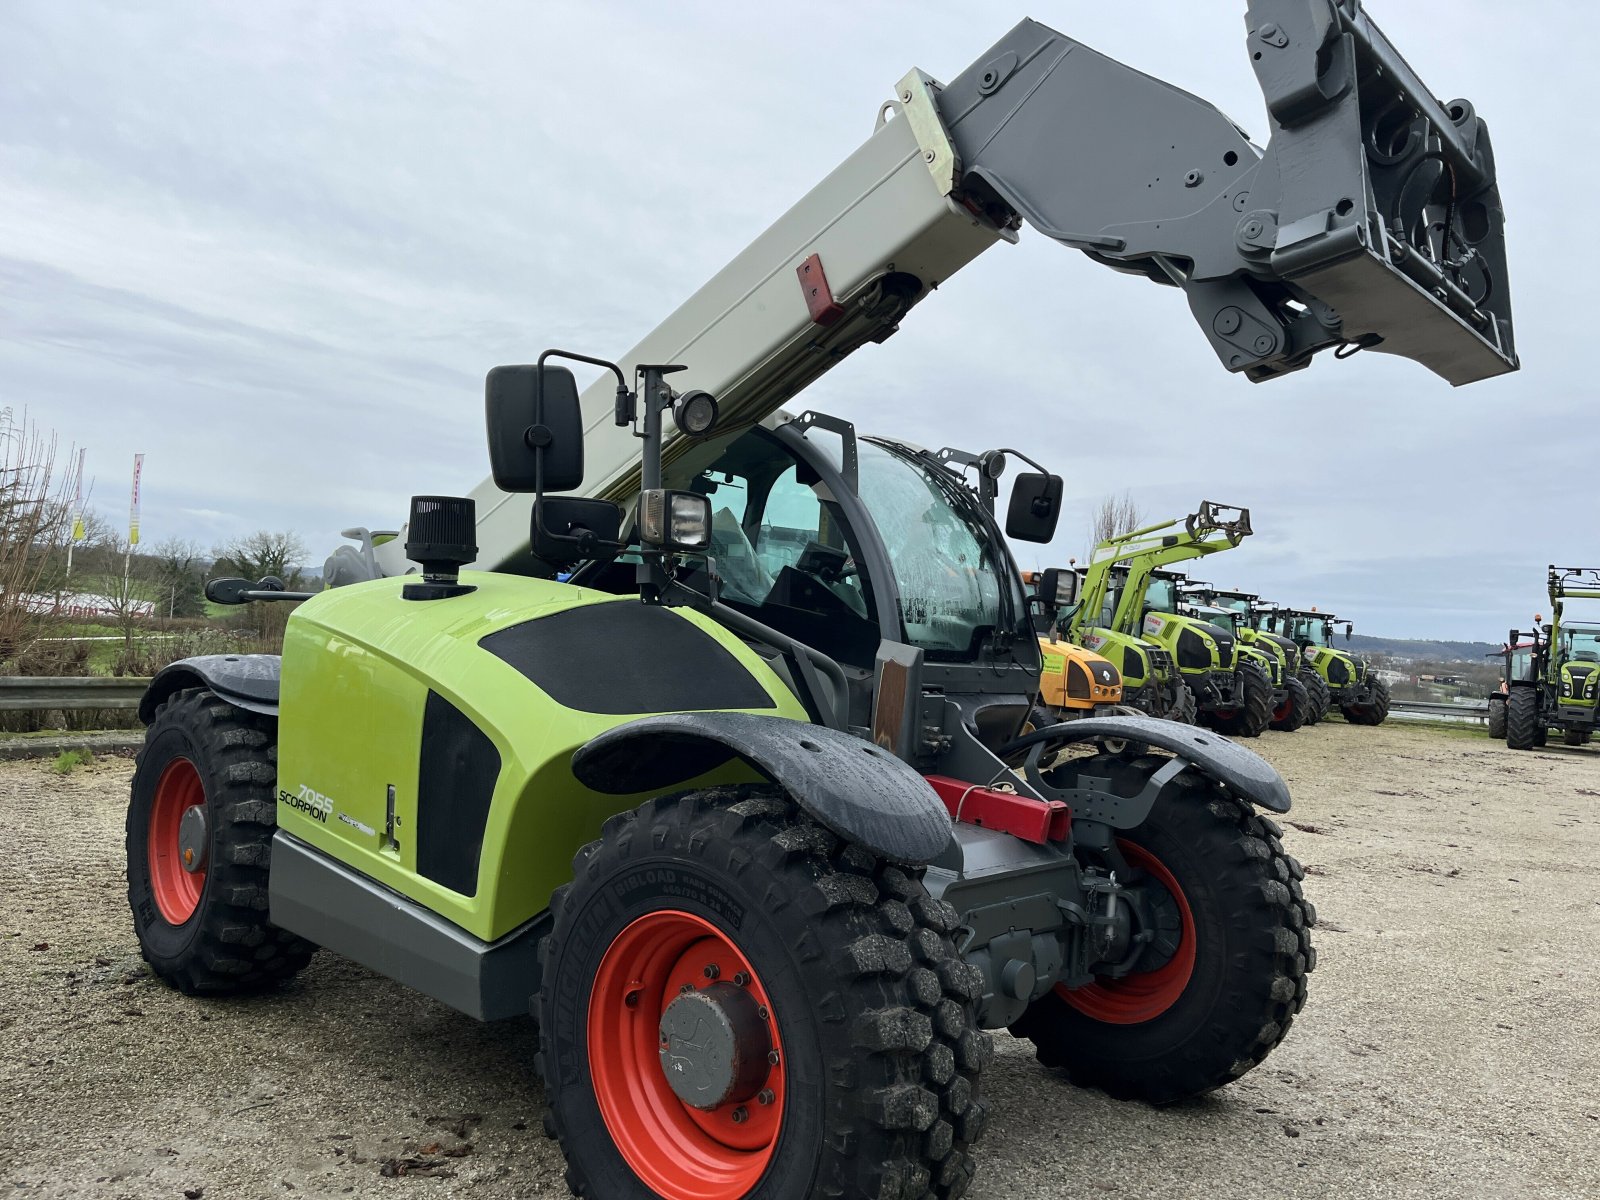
570,711,953,865
138,653,281,723
1009,714,1291,814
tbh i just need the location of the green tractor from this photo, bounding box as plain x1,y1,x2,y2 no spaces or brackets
1179,582,1314,732
1505,567,1600,750
1266,608,1390,725
1062,565,1191,722
1067,505,1273,737
127,355,1317,1198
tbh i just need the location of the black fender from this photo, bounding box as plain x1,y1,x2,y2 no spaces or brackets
1005,714,1291,822
138,654,281,723
570,711,953,866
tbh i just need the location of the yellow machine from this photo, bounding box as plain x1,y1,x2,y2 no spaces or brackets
1024,571,1124,719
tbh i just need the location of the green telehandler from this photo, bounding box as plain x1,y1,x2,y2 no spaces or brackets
1067,506,1274,737
1181,582,1315,731
1265,608,1390,725
121,5,1513,1196
1504,567,1600,750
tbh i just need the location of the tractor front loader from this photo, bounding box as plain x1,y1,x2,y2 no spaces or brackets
1185,583,1315,731
128,5,1514,1197
1269,607,1391,724
1505,567,1600,750
1069,506,1274,736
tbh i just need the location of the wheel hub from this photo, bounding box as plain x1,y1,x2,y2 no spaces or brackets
177,805,208,873
657,981,772,1110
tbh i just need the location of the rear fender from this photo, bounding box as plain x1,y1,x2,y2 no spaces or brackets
139,654,281,723
570,711,953,865
1006,714,1291,824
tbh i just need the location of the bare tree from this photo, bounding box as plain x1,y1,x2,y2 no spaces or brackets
1089,490,1143,546
213,530,310,588
148,537,207,619
88,533,156,655
0,409,77,662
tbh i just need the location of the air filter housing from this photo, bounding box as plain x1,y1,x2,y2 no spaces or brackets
403,495,477,600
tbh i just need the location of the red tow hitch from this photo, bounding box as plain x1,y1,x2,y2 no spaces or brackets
923,775,1070,845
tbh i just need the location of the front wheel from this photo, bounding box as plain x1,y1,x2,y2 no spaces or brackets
1299,670,1331,725
538,786,990,1200
126,689,315,994
1342,677,1392,726
1506,688,1540,750
1011,760,1315,1104
1563,728,1591,747
1269,676,1310,733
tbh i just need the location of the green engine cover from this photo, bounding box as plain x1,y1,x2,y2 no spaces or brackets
275,572,806,941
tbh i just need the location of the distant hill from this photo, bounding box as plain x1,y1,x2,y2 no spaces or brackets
1346,634,1499,663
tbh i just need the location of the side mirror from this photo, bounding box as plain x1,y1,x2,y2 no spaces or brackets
486,365,585,493
1005,473,1063,543
1345,623,1353,642
204,577,255,605
1038,566,1079,610
532,497,623,565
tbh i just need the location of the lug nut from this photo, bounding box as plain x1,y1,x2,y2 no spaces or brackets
768,1050,781,1066
757,1005,769,1021
679,983,694,994
732,971,750,987
730,1106,748,1124
757,1089,775,1106
702,963,720,980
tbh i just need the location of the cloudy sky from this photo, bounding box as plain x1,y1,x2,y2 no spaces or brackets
3,1,1592,638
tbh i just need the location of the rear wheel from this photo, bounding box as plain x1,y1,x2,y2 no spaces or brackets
538,786,988,1200
1487,696,1507,739
1563,729,1591,747
1012,759,1315,1104
126,689,315,994
1342,677,1392,726
1269,676,1310,733
1506,688,1540,750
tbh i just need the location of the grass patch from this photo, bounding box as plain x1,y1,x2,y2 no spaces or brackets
51,747,96,774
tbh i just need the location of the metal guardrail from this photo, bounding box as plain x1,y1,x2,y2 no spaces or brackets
1389,699,1490,721
0,676,150,711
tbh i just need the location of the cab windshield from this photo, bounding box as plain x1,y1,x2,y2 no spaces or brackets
1509,645,1536,681
1561,625,1600,665
1191,605,1237,635
852,441,1012,656
1297,617,1332,647
1144,578,1178,614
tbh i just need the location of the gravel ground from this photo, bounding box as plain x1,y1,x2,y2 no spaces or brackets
2,723,1597,1199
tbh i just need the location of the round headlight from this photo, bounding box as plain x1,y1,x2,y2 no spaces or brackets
671,390,719,438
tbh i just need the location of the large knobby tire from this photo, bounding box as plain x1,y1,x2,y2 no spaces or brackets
126,689,316,994
1011,757,1315,1104
1487,697,1507,740
1269,676,1310,733
1299,670,1331,726
1209,662,1273,738
537,785,989,1200
1163,682,1197,725
1506,688,1540,750
1563,729,1591,747
1341,677,1392,726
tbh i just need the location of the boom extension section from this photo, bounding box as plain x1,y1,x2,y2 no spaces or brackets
360,2,1515,577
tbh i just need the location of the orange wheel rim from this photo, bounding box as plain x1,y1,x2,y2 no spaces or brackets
588,909,785,1199
1057,840,1196,1024
148,757,206,924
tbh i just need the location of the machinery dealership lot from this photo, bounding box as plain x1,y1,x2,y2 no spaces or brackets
3,722,1594,1200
